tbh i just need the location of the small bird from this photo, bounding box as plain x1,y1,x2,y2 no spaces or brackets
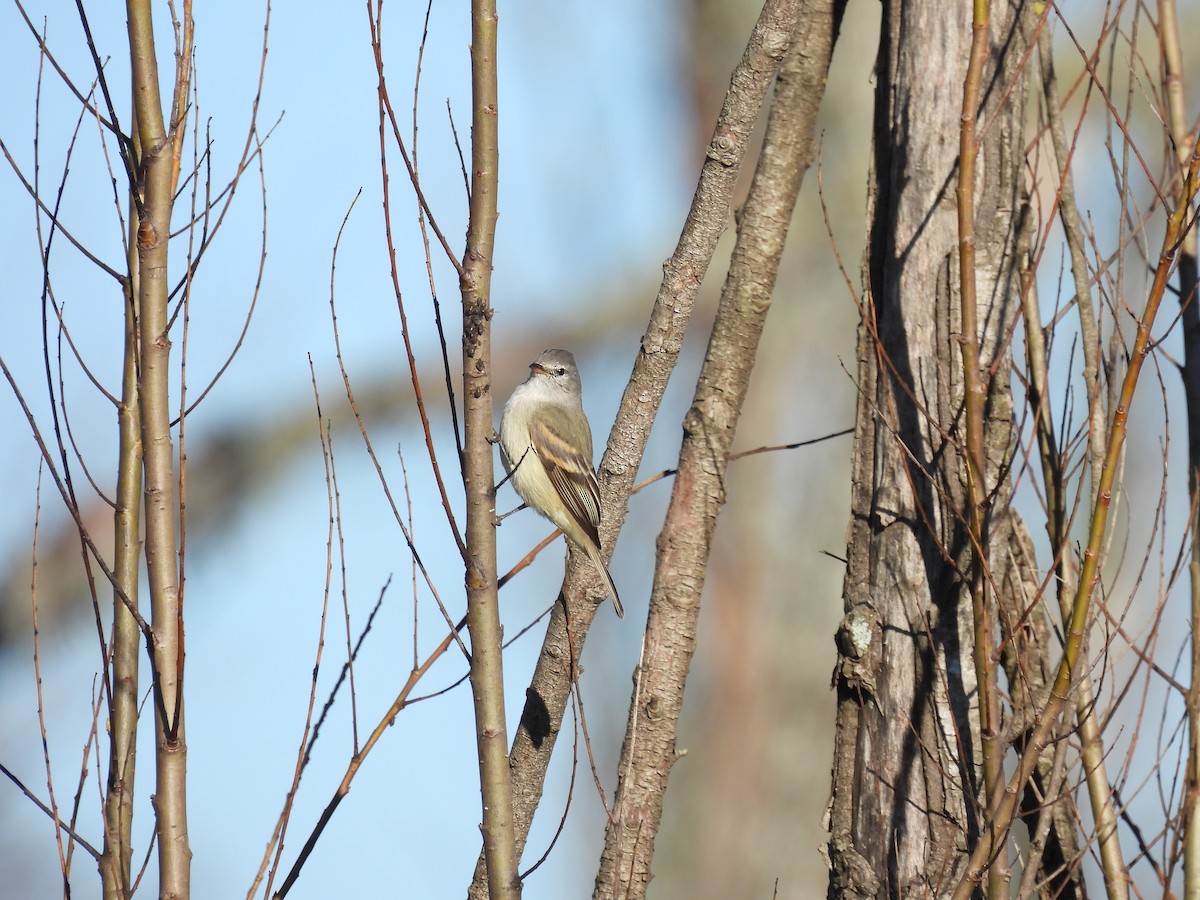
499,349,624,617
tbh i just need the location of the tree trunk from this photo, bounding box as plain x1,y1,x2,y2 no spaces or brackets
827,0,1030,896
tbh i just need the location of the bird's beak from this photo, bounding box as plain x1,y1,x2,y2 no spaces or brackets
529,362,549,376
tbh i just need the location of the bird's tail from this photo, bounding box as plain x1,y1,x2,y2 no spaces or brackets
587,544,624,618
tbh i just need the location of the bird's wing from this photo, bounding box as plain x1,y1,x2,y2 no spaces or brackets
528,411,601,547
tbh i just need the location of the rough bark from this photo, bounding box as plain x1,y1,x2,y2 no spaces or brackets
826,0,1029,896
596,2,843,896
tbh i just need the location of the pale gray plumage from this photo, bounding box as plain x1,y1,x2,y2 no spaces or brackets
499,349,624,617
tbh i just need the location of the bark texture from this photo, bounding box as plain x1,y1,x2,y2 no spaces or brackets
597,2,843,896
827,1,1030,896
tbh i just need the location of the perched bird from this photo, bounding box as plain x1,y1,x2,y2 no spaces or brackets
499,349,624,617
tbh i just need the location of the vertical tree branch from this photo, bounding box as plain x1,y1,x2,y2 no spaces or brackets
126,0,191,893
460,0,516,896
102,203,142,900
955,2,1006,895
1160,2,1200,896
597,4,841,895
